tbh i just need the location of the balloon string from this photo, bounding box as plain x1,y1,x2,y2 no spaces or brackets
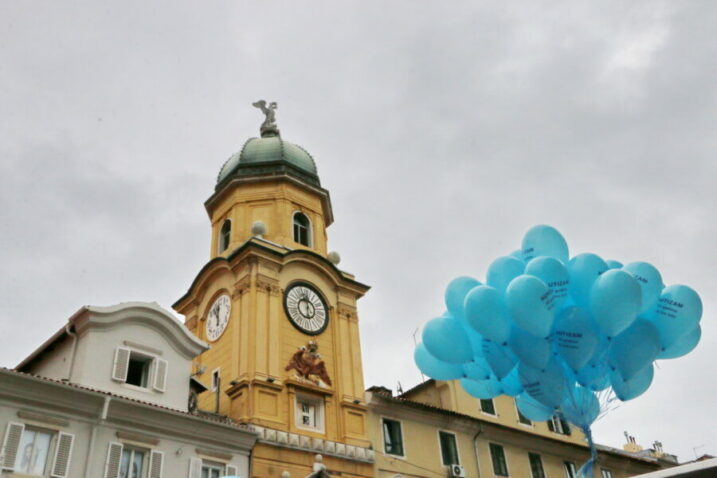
577,426,598,478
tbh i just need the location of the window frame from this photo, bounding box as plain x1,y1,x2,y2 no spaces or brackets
15,425,56,476
381,417,406,458
201,459,226,478
294,393,325,433
125,351,153,389
437,430,460,466
528,452,546,478
601,469,614,478
564,461,577,478
488,442,509,477
211,368,221,392
292,211,312,247
218,219,231,253
515,401,532,426
547,415,571,435
118,445,147,478
480,398,496,416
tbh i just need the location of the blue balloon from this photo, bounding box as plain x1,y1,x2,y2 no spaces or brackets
561,385,600,427
445,276,481,320
463,323,485,358
500,367,524,396
609,319,660,381
606,259,623,270
576,361,611,391
611,363,654,401
647,284,703,348
590,269,642,337
622,262,664,314
522,225,569,263
507,275,557,338
487,256,525,293
414,343,465,380
525,256,570,308
509,249,525,262
658,325,701,359
553,307,600,372
463,358,492,381
519,359,568,408
422,316,474,364
567,253,608,308
516,393,554,421
483,340,518,379
508,326,551,370
464,285,512,343
460,377,501,399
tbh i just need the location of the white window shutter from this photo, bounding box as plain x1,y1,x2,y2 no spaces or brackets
112,347,131,382
1,421,24,470
104,442,123,478
188,457,202,478
149,450,164,478
50,432,75,477
153,358,168,392
226,464,238,475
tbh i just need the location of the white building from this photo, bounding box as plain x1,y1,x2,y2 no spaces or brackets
1,302,257,478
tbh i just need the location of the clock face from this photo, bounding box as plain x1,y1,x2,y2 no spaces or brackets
206,294,231,342
284,283,328,335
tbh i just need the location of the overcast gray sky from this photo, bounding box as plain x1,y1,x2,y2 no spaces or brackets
1,0,715,462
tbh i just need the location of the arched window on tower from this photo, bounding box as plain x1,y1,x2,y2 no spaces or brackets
219,219,231,252
293,212,311,246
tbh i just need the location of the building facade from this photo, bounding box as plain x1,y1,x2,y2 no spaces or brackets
2,302,257,478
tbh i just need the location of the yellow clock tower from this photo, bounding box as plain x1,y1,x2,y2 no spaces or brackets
173,103,374,478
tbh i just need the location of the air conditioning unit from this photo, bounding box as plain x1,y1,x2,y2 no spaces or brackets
448,464,465,478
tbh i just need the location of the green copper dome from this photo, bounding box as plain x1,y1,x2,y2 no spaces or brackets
216,134,319,189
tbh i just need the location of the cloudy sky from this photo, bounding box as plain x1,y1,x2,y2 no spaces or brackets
1,0,715,462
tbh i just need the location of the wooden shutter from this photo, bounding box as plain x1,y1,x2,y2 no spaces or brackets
104,442,123,478
1,422,24,470
153,358,168,392
226,464,238,476
50,432,75,477
188,457,202,478
149,450,164,478
112,347,131,382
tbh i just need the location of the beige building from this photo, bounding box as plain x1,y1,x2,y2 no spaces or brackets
367,380,675,478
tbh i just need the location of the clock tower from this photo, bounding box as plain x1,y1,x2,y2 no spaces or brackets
173,103,374,478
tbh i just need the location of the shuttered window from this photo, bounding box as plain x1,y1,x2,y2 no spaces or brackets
104,442,124,478
489,443,509,476
226,464,238,475
112,347,131,382
153,358,168,392
1,422,25,470
50,432,75,477
149,450,164,478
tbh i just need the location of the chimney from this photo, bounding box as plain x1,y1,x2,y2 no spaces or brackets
622,431,643,453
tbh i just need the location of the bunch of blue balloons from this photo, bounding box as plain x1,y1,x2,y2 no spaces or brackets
415,225,701,472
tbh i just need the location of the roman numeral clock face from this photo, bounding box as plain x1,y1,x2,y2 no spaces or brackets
206,294,231,342
284,283,328,335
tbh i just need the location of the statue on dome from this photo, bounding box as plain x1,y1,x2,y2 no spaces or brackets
252,99,279,136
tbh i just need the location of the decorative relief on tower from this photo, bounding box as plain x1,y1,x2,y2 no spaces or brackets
337,303,358,323
234,276,252,296
256,275,281,296
285,341,332,387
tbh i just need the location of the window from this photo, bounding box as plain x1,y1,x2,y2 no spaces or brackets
438,431,459,465
382,419,404,456
564,461,577,478
547,415,571,435
119,447,145,478
17,427,53,475
219,220,231,252
295,395,324,432
601,469,614,478
201,460,225,478
292,212,311,246
489,443,509,476
211,368,220,392
126,353,152,388
112,347,168,393
480,398,496,415
1,422,75,478
517,408,532,426
528,453,545,478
